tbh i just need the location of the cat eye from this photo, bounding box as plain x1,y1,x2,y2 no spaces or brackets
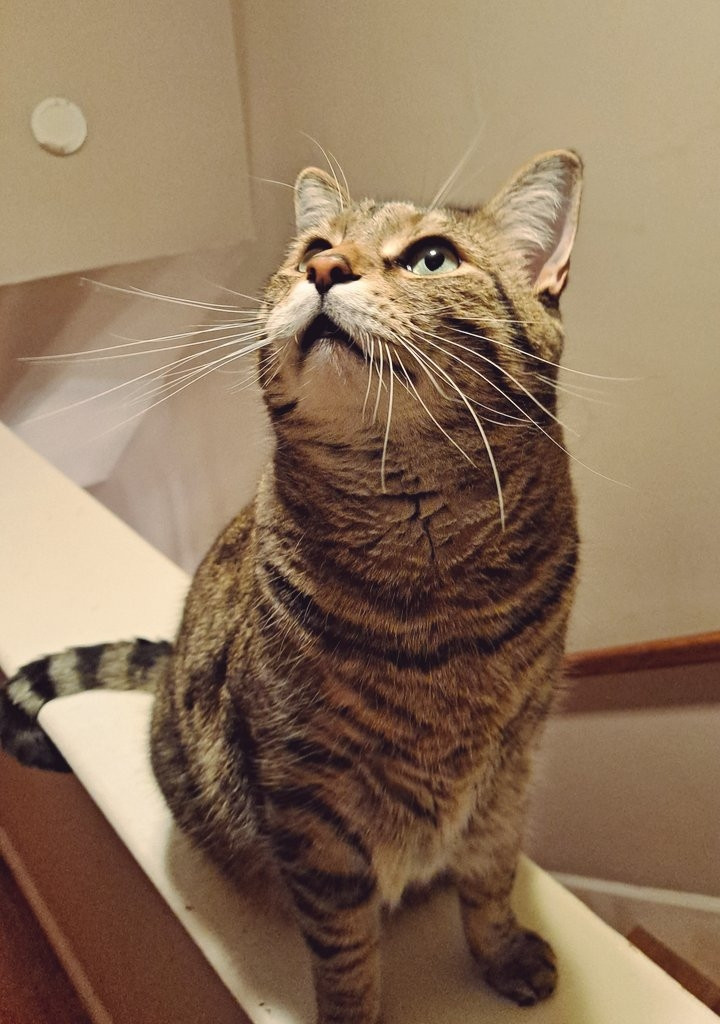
298,239,333,272
401,237,461,276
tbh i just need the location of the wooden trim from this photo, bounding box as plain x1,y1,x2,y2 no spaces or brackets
564,631,720,679
560,631,720,715
627,926,720,1014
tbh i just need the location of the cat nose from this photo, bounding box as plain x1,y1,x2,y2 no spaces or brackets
305,253,357,294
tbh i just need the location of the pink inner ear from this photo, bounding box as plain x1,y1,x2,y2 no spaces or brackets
528,190,580,297
488,151,583,300
534,256,571,297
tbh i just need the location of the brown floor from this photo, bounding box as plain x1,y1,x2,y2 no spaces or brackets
0,856,92,1024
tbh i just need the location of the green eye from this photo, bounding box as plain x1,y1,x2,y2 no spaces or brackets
298,239,332,271
402,238,460,276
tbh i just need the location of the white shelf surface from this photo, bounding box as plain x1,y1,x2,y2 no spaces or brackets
1,422,716,1023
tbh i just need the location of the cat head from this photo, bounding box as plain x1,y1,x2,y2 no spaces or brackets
260,151,582,478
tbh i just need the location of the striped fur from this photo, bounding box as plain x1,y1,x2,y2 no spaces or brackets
1,152,583,1023
0,640,171,770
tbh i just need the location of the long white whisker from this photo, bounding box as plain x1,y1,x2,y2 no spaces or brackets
22,335,268,424
411,333,627,489
256,343,285,392
411,330,525,422
397,336,505,528
428,126,485,210
447,323,637,382
253,176,296,191
122,336,269,407
327,149,351,201
194,278,263,304
362,336,376,419
372,340,385,423
23,328,267,364
392,348,477,470
300,132,345,210
380,344,395,492
538,374,612,406
122,336,264,404
418,327,578,438
80,278,247,313
99,346,258,435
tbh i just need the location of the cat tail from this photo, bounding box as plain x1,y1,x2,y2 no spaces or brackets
0,638,172,772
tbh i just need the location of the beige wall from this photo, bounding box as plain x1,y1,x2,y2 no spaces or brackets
0,0,252,284
2,0,718,652
0,0,716,922
236,0,720,652
527,664,720,896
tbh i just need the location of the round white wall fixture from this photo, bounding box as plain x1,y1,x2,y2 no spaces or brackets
31,97,88,156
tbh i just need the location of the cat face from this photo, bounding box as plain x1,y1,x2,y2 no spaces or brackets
259,152,582,468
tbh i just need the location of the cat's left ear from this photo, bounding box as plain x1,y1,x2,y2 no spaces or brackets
294,167,347,234
486,150,583,297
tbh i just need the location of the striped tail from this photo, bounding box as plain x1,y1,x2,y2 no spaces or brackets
0,638,172,772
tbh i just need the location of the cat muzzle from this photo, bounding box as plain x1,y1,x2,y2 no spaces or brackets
299,313,365,359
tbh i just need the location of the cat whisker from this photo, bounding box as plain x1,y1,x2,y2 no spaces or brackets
80,278,250,313
122,337,268,408
97,342,266,436
372,340,385,424
391,347,478,473
362,336,376,421
380,343,395,492
300,133,347,210
22,333,268,424
327,148,351,202
446,323,637,382
21,326,267,364
194,279,264,305
256,344,287,393
415,331,628,490
537,374,613,406
534,372,606,396
394,335,505,528
417,327,578,438
428,127,485,210
253,176,296,191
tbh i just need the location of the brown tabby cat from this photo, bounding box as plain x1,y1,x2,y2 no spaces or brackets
1,150,582,1024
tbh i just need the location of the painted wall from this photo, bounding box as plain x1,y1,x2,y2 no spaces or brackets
0,0,252,285
235,0,720,652
0,0,716,922
2,0,718,652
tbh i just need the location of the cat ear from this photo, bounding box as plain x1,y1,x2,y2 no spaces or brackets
486,150,583,297
294,167,347,234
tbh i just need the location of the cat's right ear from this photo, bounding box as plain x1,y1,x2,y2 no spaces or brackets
294,168,347,234
486,150,583,298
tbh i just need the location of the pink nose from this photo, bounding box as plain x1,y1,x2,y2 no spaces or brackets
305,252,356,294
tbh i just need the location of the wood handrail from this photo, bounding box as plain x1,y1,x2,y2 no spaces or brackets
564,630,720,678
560,630,720,714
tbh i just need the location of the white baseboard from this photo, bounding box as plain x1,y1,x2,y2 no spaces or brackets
552,872,720,915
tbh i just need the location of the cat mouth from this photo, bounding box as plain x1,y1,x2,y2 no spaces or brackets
299,314,365,359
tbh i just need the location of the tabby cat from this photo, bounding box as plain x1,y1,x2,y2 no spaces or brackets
1,150,583,1024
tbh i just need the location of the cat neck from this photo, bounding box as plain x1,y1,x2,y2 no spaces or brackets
263,423,570,577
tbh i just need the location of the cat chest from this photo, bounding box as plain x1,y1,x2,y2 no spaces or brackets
369,766,486,909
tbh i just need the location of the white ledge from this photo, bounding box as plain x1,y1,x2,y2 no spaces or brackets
1,422,716,1023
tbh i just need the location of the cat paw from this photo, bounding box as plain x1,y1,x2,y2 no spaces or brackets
484,929,557,1007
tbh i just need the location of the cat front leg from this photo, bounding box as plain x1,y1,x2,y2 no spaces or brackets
453,764,557,1006
303,894,382,1024
266,790,382,1024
